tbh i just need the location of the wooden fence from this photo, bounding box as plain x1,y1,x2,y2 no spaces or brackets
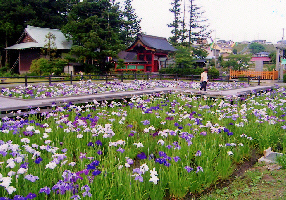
229,69,278,80
0,72,264,87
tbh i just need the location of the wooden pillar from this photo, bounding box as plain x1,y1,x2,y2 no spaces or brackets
151,53,154,72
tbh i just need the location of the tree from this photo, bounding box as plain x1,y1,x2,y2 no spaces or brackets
174,45,194,68
188,0,211,46
0,0,74,67
43,32,57,60
221,54,251,71
121,0,141,46
168,0,182,44
249,43,265,54
192,47,207,59
62,0,125,73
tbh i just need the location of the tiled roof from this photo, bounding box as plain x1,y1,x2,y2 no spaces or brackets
6,25,72,50
137,34,176,52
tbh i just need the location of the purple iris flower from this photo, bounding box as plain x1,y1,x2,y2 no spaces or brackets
97,150,103,155
0,151,7,156
227,132,233,136
173,156,181,162
26,193,37,199
158,151,167,157
95,140,102,146
20,162,29,169
141,120,150,125
196,166,204,173
35,157,43,164
87,142,94,147
134,175,143,182
117,147,125,153
184,166,193,173
11,195,26,200
39,186,51,195
128,132,134,137
92,169,101,176
165,116,174,120
71,195,81,200
195,150,202,157
25,174,39,182
137,152,147,160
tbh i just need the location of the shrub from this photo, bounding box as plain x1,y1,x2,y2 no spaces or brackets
208,67,219,79
159,67,204,76
30,58,68,76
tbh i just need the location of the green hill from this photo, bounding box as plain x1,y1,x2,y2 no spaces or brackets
233,43,276,54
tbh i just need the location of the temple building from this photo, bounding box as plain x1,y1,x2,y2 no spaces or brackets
6,25,72,74
115,34,176,72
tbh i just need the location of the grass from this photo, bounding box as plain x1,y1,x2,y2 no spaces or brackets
199,163,286,200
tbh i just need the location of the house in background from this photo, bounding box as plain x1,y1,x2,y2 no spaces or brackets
6,25,72,74
115,34,176,72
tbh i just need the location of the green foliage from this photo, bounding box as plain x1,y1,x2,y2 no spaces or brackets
174,45,194,68
269,52,276,64
30,58,49,75
249,43,265,54
208,67,219,78
168,0,182,44
121,0,141,46
159,66,203,75
30,58,67,76
221,54,251,71
232,49,237,54
116,59,125,69
192,47,208,59
276,155,286,168
62,0,126,73
266,64,276,71
284,73,286,83
0,0,71,66
0,66,15,77
42,32,57,60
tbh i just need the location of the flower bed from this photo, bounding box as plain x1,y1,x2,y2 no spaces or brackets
1,86,285,199
0,80,249,99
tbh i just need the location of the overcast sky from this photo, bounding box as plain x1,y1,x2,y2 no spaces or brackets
116,0,286,43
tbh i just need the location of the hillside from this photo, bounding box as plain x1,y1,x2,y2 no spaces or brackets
233,43,276,54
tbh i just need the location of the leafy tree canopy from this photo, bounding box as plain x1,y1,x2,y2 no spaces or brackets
249,42,265,54
174,45,195,68
221,54,251,71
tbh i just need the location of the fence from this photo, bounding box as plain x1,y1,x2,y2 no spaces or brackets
0,72,263,87
229,69,278,80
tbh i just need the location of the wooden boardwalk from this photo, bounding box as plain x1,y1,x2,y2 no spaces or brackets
0,85,274,118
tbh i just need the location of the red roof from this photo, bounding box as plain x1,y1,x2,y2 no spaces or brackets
250,57,271,61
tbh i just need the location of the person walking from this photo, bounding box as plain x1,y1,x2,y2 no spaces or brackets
200,68,208,91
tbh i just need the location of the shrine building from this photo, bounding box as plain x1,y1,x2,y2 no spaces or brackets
115,34,176,72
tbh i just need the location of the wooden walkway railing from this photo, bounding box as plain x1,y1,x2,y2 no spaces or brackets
230,69,278,80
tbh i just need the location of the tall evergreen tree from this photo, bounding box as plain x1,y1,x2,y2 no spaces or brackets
168,0,182,45
180,1,188,44
0,0,74,67
121,0,141,46
62,0,125,73
188,0,211,46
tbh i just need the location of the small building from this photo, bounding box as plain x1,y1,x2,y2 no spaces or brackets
250,57,271,71
115,34,176,72
275,44,286,81
6,25,72,74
